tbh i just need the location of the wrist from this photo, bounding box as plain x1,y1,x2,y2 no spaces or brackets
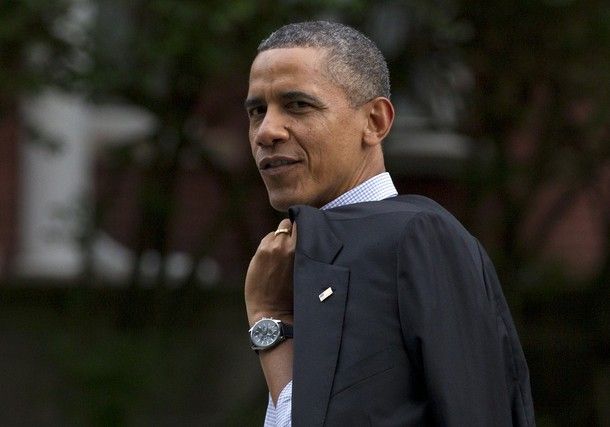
247,309,293,327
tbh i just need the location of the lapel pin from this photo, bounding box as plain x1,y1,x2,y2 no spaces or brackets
318,287,333,302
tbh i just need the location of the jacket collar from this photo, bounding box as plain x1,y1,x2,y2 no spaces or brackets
288,204,349,426
289,205,343,264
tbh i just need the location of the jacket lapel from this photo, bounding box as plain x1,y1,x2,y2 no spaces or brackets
289,206,349,427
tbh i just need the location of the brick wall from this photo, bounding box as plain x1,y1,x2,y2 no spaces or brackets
0,106,19,278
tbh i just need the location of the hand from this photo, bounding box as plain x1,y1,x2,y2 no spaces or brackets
245,218,297,325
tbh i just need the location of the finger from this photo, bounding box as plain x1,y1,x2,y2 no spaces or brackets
290,222,297,243
258,218,292,247
274,218,293,237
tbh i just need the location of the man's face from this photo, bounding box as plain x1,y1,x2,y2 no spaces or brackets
246,47,372,211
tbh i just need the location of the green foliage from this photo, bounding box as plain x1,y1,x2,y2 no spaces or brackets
0,287,265,426
0,0,73,107
82,1,368,110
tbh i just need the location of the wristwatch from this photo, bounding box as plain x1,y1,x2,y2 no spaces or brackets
249,317,293,352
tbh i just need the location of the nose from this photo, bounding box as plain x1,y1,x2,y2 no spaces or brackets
252,107,289,147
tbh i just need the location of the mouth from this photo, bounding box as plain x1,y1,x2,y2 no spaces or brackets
259,156,301,172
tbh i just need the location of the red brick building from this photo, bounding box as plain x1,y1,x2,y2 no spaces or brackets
0,107,19,278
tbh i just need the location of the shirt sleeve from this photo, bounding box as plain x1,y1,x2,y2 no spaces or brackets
263,380,292,427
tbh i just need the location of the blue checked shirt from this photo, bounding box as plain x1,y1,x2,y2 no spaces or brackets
263,172,398,427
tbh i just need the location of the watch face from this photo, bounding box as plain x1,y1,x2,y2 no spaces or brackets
251,319,280,348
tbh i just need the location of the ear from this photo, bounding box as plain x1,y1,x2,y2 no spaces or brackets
362,97,395,147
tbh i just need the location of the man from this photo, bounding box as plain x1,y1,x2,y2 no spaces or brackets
244,21,535,426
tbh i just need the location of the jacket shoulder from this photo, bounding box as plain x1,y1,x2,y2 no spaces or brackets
326,195,460,225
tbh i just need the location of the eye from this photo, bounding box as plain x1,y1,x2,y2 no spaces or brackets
247,105,266,119
286,100,311,111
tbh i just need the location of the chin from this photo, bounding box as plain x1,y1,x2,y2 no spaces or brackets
268,191,307,212
268,197,292,212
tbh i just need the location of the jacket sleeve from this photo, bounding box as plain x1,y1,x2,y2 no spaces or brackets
397,212,535,426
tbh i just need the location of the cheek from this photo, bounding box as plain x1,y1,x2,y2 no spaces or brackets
299,119,334,162
248,130,258,153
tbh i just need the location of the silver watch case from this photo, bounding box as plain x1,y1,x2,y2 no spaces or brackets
249,318,292,351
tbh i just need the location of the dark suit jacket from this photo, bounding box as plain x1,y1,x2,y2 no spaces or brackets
288,195,535,427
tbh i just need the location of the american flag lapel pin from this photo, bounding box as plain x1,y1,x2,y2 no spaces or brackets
318,287,333,302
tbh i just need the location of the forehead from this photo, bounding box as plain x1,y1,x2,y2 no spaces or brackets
248,47,337,95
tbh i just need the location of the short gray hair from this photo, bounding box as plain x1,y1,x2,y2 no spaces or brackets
257,21,390,106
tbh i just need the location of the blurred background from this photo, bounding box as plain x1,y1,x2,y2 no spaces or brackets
1,0,609,425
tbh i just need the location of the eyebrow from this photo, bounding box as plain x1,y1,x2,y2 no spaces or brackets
244,97,263,110
244,91,324,110
282,91,323,106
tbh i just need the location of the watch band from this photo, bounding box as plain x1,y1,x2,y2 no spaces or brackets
282,323,293,338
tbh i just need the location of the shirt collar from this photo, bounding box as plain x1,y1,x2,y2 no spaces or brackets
320,172,398,210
